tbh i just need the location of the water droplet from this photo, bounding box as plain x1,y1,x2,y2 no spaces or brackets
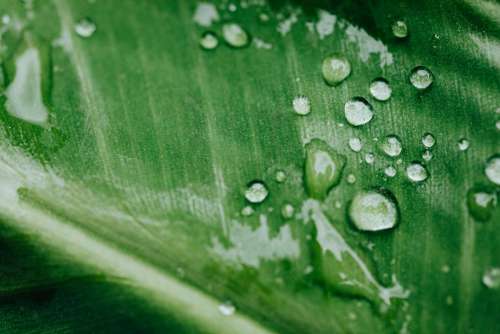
75,18,96,38
344,97,374,126
5,45,49,125
482,268,500,289
381,135,402,157
410,66,433,90
496,120,500,131
422,133,436,148
347,174,356,184
348,190,399,232
218,301,236,316
485,155,500,185
244,181,268,203
199,31,219,50
348,137,363,152
391,20,408,38
369,78,392,101
322,54,351,86
446,296,454,305
384,166,397,178
228,3,237,12
281,203,295,219
466,186,497,221
457,138,470,151
304,139,346,199
420,151,431,163
406,162,428,182
275,170,287,183
222,23,250,48
241,206,254,217
365,152,375,164
441,265,450,273
258,13,270,23
292,95,311,115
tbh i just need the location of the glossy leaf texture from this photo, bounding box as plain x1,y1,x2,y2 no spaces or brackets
0,0,498,333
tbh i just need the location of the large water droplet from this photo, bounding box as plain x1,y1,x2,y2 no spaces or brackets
457,138,470,151
5,45,49,125
244,181,268,203
392,20,408,39
218,301,236,316
222,23,250,48
406,162,428,182
348,190,399,232
422,133,436,148
304,139,346,199
410,66,433,90
485,155,500,185
369,78,392,101
344,97,373,126
75,18,96,38
322,54,351,86
348,137,362,152
482,268,500,289
292,95,311,115
466,186,497,222
200,31,219,50
381,135,402,157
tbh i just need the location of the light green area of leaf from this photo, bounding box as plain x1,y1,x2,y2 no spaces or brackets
0,0,498,333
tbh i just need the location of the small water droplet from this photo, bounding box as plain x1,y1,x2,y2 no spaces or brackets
275,170,287,183
348,137,363,152
392,20,408,38
369,78,392,101
244,181,268,203
446,296,454,305
344,97,374,126
381,135,402,157
422,133,436,148
1,14,10,25
347,174,356,184
441,265,450,273
457,138,470,151
485,155,500,185
348,190,399,232
292,95,311,115
384,166,397,178
200,31,219,50
482,268,500,289
258,13,270,22
422,150,433,162
496,120,500,131
241,206,254,217
410,66,433,90
466,186,497,221
218,301,236,316
365,152,375,164
222,23,250,48
75,18,96,38
304,139,346,199
406,162,428,182
322,54,351,86
228,3,237,12
281,203,295,219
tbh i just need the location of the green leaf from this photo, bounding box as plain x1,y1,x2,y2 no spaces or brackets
0,0,498,333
